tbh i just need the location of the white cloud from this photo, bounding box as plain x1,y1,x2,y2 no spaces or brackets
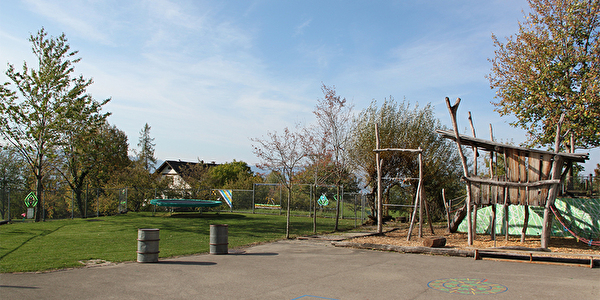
294,18,312,36
22,0,116,45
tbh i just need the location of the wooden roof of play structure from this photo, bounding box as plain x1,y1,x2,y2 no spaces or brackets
437,129,588,207
436,129,588,163
440,97,589,248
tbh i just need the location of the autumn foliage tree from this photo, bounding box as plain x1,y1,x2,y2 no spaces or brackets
488,0,600,149
252,127,309,239
312,84,354,231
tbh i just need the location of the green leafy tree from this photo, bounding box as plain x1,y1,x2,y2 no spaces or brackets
349,98,464,221
58,122,128,216
0,28,110,221
488,0,600,149
88,124,131,190
178,162,212,191
137,123,157,172
0,146,29,220
206,160,262,189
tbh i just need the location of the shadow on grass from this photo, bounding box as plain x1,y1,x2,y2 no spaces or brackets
168,213,246,219
0,224,65,261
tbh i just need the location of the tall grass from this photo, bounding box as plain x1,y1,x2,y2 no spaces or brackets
0,212,357,273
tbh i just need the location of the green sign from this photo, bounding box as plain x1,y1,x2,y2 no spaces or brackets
24,192,38,207
318,194,329,206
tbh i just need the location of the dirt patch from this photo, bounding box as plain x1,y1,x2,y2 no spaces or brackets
349,224,600,256
78,259,114,267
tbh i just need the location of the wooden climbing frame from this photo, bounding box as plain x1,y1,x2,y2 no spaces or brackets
439,97,588,247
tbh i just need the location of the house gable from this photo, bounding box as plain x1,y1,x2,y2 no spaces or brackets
155,160,219,189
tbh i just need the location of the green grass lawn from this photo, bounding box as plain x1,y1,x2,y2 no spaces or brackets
0,212,358,273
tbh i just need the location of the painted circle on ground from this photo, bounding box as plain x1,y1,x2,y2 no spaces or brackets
427,278,508,295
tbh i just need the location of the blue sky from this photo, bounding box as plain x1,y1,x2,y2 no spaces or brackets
0,0,597,173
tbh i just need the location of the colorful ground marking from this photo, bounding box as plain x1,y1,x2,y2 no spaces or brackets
427,278,508,295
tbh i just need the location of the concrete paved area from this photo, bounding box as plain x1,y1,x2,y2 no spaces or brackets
1,238,598,299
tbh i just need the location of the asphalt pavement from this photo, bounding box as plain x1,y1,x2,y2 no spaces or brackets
1,236,598,299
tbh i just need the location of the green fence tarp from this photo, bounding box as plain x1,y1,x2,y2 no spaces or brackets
457,198,600,240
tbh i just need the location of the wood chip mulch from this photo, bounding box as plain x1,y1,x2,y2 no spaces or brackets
349,224,600,256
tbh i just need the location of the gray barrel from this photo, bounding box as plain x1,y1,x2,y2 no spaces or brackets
209,224,228,255
137,228,160,263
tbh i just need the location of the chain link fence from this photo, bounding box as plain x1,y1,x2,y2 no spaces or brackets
566,174,599,196
0,185,370,224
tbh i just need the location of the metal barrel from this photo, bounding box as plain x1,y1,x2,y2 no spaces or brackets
209,224,228,255
137,228,160,263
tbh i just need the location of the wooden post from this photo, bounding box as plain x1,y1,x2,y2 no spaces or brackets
489,124,496,240
443,189,450,232
424,191,435,235
375,123,383,234
445,97,474,245
521,204,529,243
503,149,510,241
418,150,423,238
504,188,509,240
468,112,478,240
541,114,566,248
407,171,421,241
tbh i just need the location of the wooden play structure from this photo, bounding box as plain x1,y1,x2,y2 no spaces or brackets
374,124,433,239
439,98,589,248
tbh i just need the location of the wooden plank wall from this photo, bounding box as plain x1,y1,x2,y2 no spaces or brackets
470,150,554,207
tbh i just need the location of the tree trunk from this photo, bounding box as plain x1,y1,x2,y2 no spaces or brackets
541,114,565,249
423,237,446,248
334,184,340,232
35,175,43,222
286,185,291,239
312,185,317,234
521,205,529,243
447,203,467,233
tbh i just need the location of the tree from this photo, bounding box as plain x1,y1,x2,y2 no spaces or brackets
0,146,29,220
206,160,262,189
88,124,131,190
58,122,127,217
348,98,463,222
312,84,354,231
0,28,110,221
488,0,600,149
177,161,212,191
137,123,157,172
252,127,309,238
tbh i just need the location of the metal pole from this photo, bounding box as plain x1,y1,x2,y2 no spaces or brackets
361,193,364,223
252,184,255,214
354,193,357,227
7,188,10,222
97,188,100,218
340,185,344,220
85,184,88,218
